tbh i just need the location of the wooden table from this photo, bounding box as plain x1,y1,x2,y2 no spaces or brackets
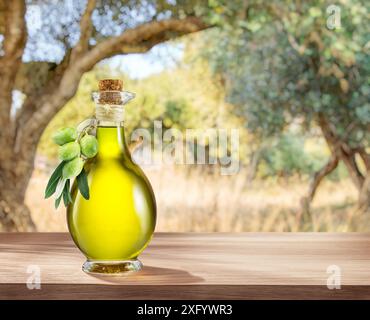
0,233,369,299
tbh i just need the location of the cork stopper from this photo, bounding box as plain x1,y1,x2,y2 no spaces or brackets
97,79,123,105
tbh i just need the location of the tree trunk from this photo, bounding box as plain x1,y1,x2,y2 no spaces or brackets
315,113,369,212
246,149,261,185
0,189,36,232
0,164,36,232
358,172,370,212
299,155,339,229
0,130,38,231
317,114,364,187
297,113,370,230
0,0,33,231
357,148,370,212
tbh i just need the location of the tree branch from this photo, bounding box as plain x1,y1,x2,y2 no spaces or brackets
305,156,339,204
78,16,208,73
70,0,96,63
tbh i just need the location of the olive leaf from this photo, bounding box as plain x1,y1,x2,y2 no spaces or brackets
77,168,90,200
62,179,71,207
55,194,63,209
55,177,67,200
45,161,65,198
66,184,73,204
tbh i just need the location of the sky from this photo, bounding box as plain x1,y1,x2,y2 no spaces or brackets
100,43,184,79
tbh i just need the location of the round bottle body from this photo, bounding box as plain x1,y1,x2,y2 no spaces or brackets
67,126,156,272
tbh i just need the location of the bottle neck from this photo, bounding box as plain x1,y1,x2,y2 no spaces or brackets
92,90,135,159
92,90,135,122
95,104,125,122
96,121,130,159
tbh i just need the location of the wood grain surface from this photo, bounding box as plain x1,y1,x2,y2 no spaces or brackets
0,233,370,299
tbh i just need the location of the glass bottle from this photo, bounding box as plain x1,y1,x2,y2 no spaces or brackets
67,79,156,274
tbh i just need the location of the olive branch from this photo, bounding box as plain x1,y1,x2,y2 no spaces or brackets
44,119,98,209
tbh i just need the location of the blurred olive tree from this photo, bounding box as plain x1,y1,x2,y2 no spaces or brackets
203,0,370,221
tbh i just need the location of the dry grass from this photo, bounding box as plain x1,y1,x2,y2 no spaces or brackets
26,162,368,232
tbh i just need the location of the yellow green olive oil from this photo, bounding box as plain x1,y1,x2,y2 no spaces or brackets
67,125,156,269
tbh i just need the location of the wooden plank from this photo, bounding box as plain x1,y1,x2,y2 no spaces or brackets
0,233,370,299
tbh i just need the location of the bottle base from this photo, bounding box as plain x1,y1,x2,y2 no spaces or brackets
82,259,143,275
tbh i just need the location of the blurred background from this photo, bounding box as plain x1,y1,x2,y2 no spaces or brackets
0,0,369,232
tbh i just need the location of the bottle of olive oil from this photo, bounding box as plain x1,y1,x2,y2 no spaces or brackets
67,79,156,274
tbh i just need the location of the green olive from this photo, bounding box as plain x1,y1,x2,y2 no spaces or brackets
52,127,78,146
59,141,80,161
80,135,99,158
62,157,84,179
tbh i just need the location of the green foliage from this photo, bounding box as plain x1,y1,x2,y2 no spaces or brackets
203,0,370,149
260,134,324,177
44,161,65,198
44,161,74,209
77,168,90,200
264,135,313,176
255,133,350,179
63,179,72,207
